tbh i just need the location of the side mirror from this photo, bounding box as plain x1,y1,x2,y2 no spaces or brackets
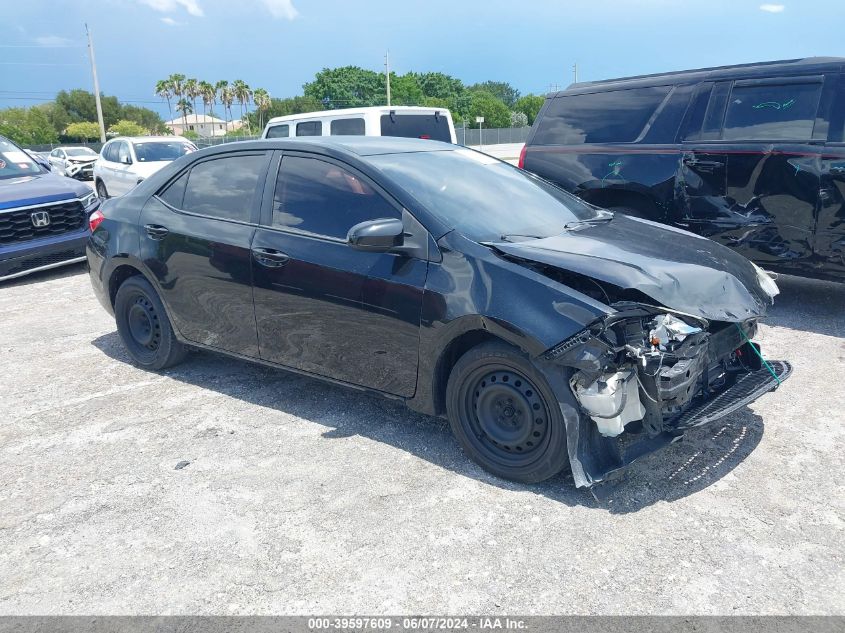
347,218,404,252
121,156,133,165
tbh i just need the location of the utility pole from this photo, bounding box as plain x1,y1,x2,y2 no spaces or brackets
573,62,579,84
85,23,106,142
385,50,391,107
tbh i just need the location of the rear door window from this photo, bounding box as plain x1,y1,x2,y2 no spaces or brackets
266,124,289,138
181,154,266,222
296,121,322,137
722,80,822,140
380,113,451,142
532,86,671,144
330,118,366,136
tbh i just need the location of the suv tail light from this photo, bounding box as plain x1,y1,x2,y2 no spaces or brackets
89,209,105,232
518,144,527,169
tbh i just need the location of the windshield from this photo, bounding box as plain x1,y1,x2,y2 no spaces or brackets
132,141,195,162
0,137,42,180
369,148,598,242
65,147,98,157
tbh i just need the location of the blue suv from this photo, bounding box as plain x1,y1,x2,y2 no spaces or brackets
0,135,100,281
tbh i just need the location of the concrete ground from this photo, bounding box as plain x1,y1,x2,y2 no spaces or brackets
0,264,842,615
470,142,524,165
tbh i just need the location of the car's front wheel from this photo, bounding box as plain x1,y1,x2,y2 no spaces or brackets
96,179,109,199
114,276,187,370
446,341,570,483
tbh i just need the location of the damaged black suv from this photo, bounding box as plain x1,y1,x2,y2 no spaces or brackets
87,137,790,488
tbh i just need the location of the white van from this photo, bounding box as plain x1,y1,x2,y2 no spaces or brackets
261,106,457,143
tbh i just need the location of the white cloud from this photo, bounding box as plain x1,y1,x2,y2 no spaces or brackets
260,0,299,19
137,0,204,17
160,16,180,25
34,35,73,46
759,4,785,12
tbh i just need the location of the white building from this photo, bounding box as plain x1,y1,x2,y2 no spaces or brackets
165,114,243,138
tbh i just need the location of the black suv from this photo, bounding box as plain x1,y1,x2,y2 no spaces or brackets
88,137,789,489
521,57,845,282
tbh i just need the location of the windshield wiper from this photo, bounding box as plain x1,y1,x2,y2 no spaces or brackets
498,234,545,243
563,211,615,230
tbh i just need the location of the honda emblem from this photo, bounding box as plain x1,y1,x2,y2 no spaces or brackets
31,211,51,227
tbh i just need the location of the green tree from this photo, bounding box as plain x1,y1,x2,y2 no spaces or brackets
0,107,59,145
109,119,147,136
168,73,187,126
65,121,101,141
55,89,121,128
468,81,520,108
468,91,510,128
514,94,545,125
120,105,167,134
232,80,252,134
510,111,528,128
252,88,271,131
155,79,173,121
304,66,384,109
198,81,216,118
184,78,199,121
389,73,423,106
415,72,465,100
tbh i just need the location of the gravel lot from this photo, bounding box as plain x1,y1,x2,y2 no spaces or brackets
0,263,842,615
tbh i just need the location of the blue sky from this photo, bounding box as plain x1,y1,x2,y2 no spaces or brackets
2,0,843,118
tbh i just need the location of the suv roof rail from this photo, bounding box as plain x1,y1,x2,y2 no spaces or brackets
561,57,845,93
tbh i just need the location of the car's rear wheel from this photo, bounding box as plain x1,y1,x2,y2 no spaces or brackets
96,179,109,199
114,276,187,370
446,341,569,483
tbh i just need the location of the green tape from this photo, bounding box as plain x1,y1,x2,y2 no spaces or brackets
735,322,781,386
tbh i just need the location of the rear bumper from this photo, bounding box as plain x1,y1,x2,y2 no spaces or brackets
0,228,88,282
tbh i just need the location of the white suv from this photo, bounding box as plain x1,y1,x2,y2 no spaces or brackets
94,136,196,198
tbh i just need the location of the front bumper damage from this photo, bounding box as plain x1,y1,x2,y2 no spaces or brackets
65,161,96,179
538,305,791,489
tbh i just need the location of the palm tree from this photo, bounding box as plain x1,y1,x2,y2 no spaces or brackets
198,81,215,120
232,80,252,135
253,88,271,132
184,78,199,125
168,73,187,127
220,86,235,135
175,98,193,133
215,80,230,133
155,79,173,122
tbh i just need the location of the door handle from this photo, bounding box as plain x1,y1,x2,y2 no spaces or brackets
683,157,724,170
144,224,169,240
252,247,290,268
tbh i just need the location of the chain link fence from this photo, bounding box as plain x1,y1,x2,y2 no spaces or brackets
454,126,531,146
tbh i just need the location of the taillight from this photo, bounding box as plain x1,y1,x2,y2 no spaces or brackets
518,144,527,169
89,209,105,232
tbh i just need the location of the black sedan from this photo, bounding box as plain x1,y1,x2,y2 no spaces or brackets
86,137,790,488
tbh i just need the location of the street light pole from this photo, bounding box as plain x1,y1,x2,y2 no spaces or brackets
85,23,106,143
385,50,391,107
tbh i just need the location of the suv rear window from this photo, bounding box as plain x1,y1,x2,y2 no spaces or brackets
722,81,822,141
266,124,289,138
533,86,671,144
380,113,451,142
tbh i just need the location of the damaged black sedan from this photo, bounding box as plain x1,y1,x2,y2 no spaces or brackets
87,137,790,488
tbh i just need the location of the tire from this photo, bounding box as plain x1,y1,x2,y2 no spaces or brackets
446,341,570,483
114,276,187,370
96,179,109,199
609,206,645,219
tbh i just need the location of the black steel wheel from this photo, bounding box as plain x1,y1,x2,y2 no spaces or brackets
446,341,569,483
96,179,109,199
114,276,187,370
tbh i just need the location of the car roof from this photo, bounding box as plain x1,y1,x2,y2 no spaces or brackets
559,56,845,94
266,105,451,125
106,136,193,143
195,136,458,157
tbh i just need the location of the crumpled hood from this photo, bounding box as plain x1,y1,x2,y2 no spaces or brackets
0,173,90,210
491,214,770,322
